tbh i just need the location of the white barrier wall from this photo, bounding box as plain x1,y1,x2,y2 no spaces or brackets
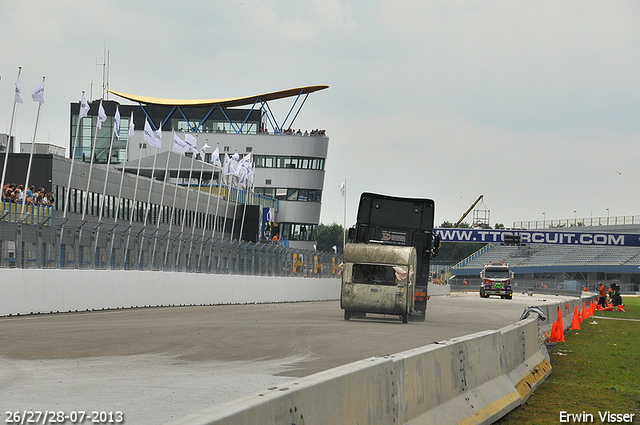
0,269,341,317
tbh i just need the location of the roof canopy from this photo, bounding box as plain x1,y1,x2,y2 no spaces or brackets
108,85,329,108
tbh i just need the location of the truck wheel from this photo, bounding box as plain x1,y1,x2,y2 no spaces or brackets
401,313,408,323
344,310,351,321
506,294,513,300
480,288,485,298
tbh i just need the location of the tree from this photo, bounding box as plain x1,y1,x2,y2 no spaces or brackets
317,222,345,253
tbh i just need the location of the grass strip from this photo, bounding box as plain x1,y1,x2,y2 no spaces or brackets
496,296,640,424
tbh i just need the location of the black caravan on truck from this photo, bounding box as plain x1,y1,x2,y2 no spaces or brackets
343,192,439,322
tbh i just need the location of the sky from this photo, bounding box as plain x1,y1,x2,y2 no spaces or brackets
1,1,640,229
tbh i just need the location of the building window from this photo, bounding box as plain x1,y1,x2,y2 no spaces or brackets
253,155,325,170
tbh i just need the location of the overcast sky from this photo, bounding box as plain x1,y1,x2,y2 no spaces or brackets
2,1,639,229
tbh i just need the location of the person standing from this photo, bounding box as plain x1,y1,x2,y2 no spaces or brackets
597,282,607,308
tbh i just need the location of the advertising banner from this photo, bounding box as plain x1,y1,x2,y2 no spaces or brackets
434,228,640,247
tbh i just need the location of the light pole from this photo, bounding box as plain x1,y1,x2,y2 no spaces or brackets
606,208,610,225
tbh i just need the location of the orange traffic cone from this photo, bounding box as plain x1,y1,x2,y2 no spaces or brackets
570,305,580,330
582,301,589,319
550,307,565,343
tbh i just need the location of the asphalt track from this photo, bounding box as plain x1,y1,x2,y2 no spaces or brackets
0,292,570,424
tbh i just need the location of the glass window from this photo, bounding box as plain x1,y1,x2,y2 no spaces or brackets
287,189,298,201
263,188,275,198
275,188,287,200
352,264,397,286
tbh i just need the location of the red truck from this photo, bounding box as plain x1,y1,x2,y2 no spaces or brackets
480,262,513,299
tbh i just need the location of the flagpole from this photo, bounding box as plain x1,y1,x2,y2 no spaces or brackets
164,148,184,269
21,76,45,216
187,145,207,270
239,163,255,242
108,111,134,269
211,144,223,241
124,117,146,267
64,92,90,220
229,174,243,240
220,154,233,241
200,140,213,240
81,99,103,221
176,139,197,268
113,111,134,223
1,67,22,201
136,118,163,268
151,135,173,267
138,144,159,268
98,106,119,221
343,179,347,251
198,140,217,271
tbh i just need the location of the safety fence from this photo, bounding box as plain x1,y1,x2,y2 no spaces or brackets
0,219,342,278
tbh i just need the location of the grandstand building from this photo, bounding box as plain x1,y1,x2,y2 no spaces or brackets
1,86,328,251
448,224,640,293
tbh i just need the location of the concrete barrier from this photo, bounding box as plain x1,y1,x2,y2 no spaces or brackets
0,269,341,316
164,313,559,424
393,330,522,425
166,356,396,425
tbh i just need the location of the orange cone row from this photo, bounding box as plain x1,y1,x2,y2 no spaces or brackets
551,297,621,344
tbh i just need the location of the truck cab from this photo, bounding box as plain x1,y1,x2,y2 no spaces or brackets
341,243,417,323
480,262,513,299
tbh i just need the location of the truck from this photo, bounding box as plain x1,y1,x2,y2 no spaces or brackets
341,192,439,322
479,262,513,299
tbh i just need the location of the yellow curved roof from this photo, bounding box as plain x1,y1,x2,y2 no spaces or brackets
108,85,328,107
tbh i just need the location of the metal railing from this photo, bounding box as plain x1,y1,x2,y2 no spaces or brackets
0,219,342,278
513,215,640,229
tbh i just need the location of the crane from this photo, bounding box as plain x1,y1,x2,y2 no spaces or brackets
453,195,484,228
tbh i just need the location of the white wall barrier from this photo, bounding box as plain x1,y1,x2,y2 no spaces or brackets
166,297,596,425
0,269,341,317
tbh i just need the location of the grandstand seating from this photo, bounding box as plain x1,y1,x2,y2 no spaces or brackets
453,240,640,270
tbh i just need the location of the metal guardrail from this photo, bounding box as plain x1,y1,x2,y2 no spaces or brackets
513,215,640,229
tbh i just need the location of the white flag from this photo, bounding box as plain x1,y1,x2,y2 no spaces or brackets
14,75,23,104
199,143,211,160
96,102,107,129
339,181,346,197
128,112,135,138
155,126,162,144
144,118,162,148
79,93,90,118
333,245,337,253
223,153,232,176
172,132,189,153
31,81,45,103
185,133,197,148
211,146,222,168
114,107,121,139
